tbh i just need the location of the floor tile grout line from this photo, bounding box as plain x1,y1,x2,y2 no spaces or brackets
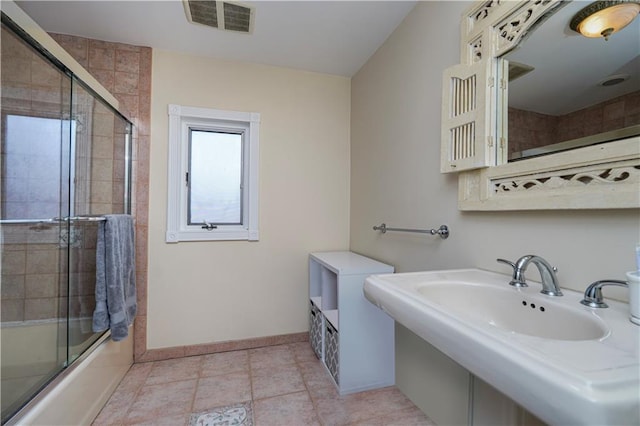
191,351,254,417
119,360,154,424
248,348,256,404
139,355,203,387
123,358,204,425
293,342,326,425
187,356,206,417
247,343,315,423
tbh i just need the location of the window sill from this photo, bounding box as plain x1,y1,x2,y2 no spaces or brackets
165,228,259,243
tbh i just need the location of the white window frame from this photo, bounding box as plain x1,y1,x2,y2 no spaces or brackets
166,104,260,242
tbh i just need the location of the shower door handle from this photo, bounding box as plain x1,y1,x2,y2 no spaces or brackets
53,216,107,222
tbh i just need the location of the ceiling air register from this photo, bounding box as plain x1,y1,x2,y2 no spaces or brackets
183,0,254,33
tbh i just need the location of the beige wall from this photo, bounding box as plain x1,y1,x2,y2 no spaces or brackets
148,50,350,349
350,1,639,424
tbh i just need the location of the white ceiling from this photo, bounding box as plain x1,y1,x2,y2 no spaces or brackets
15,0,417,77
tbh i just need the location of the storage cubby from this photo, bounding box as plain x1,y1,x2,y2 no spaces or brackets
320,268,338,312
308,251,394,395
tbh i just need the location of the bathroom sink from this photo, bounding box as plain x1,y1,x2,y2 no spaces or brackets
364,268,639,426
416,283,608,340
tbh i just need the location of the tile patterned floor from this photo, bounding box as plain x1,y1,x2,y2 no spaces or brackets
92,342,436,426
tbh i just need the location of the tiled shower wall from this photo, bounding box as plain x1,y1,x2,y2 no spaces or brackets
508,90,640,157
1,28,110,323
0,225,100,322
1,26,64,323
48,34,151,360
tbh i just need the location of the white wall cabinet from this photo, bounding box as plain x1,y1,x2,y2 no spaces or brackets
309,251,395,395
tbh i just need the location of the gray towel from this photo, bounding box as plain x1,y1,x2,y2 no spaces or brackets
93,214,137,341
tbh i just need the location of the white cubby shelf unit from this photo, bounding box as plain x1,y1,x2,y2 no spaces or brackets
308,251,395,395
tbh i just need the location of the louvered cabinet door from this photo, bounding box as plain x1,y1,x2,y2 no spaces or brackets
441,59,499,173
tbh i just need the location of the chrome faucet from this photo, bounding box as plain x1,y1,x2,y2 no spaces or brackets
497,258,528,288
497,255,563,296
580,280,627,308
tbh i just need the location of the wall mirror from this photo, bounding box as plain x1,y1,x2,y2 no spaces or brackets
504,1,639,161
441,0,640,210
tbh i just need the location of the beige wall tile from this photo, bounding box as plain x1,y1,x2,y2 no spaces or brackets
115,50,140,74
91,158,114,181
24,297,57,320
1,27,35,60
114,71,139,95
88,47,114,71
90,180,113,204
92,113,115,137
31,59,63,87
1,299,24,322
114,93,138,118
25,273,58,298
2,57,32,84
1,274,26,299
26,247,59,274
92,136,115,159
2,250,26,275
2,82,32,110
50,33,89,69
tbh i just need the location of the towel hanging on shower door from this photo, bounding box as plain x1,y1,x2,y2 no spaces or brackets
93,214,137,341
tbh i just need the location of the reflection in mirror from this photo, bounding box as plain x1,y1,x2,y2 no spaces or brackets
504,1,640,161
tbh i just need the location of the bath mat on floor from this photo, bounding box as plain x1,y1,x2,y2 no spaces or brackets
189,402,253,426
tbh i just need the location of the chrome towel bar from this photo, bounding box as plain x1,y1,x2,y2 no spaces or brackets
61,216,107,222
373,223,450,239
0,216,107,225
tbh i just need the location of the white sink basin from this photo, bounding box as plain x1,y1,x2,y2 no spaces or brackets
364,269,639,425
417,283,608,340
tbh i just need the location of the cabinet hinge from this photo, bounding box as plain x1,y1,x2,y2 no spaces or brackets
488,75,495,88
488,136,494,147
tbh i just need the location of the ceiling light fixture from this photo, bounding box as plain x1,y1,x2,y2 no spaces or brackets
570,0,640,40
598,74,630,86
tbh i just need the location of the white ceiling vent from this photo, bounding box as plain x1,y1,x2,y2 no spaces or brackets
183,0,254,34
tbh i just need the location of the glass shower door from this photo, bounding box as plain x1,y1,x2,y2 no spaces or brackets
1,13,133,424
0,22,72,422
66,79,132,362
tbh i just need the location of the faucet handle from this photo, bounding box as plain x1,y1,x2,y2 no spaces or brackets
496,258,528,288
580,280,627,308
497,258,515,268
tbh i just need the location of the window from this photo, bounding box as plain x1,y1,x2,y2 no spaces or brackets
166,104,260,242
2,115,76,220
